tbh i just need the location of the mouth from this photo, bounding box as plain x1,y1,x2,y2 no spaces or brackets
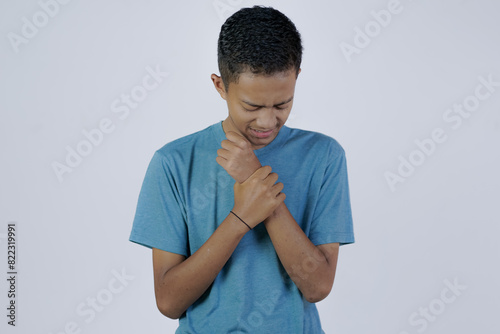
250,127,275,139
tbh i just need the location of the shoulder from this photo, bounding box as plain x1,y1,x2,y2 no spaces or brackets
155,124,217,161
284,126,346,158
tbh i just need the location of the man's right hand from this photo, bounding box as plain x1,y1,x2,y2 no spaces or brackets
232,166,286,228
216,131,262,184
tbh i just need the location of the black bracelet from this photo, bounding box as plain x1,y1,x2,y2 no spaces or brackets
230,211,252,230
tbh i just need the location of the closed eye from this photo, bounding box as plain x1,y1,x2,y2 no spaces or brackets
241,96,293,112
243,107,260,112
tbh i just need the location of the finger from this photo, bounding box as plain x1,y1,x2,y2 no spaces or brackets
215,155,227,167
226,131,244,141
254,165,272,179
265,172,279,186
272,182,284,195
226,131,250,148
217,148,231,160
276,192,286,203
221,139,240,151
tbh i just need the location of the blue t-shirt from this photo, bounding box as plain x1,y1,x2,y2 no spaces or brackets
129,122,355,333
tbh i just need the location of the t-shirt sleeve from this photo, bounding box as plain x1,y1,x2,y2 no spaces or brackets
308,140,355,246
129,150,189,256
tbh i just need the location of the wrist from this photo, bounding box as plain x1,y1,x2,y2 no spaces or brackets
274,201,287,216
264,202,286,224
230,210,252,231
227,210,252,235
239,161,262,183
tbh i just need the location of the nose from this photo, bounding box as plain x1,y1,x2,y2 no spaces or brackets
255,109,278,130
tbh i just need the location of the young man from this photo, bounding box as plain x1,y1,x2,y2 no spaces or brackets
129,6,354,333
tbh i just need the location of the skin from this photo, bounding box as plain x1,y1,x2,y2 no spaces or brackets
152,69,340,320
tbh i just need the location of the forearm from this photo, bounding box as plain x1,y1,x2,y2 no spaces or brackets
264,203,338,303
157,214,248,318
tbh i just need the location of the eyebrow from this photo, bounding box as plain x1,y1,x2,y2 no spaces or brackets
241,96,294,108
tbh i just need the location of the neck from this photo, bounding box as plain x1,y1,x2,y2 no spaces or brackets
222,117,239,135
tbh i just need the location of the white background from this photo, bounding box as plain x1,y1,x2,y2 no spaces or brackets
1,0,499,333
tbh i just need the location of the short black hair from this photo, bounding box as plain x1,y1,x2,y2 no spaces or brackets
217,6,303,91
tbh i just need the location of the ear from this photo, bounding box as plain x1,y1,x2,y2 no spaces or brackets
211,74,227,100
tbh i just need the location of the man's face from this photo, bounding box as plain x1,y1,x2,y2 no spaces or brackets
212,70,299,150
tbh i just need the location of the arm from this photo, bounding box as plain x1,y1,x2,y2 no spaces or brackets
217,131,340,302
153,166,285,319
263,204,339,303
153,214,246,319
